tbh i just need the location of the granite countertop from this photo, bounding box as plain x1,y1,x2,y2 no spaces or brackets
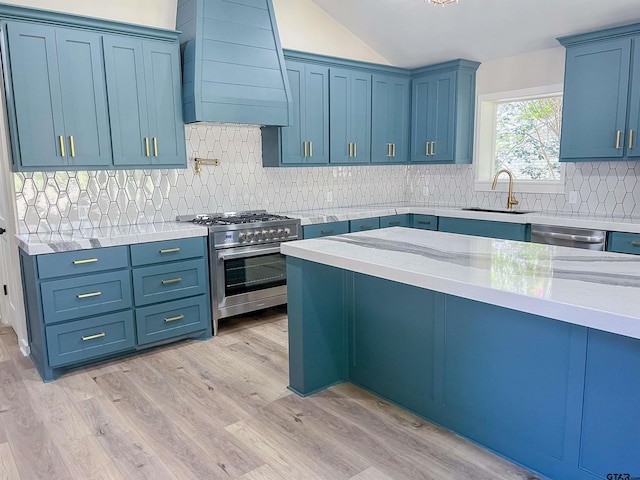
280,203,640,233
16,222,208,255
281,227,640,339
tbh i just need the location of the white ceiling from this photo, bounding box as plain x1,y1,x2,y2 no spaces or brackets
310,0,640,68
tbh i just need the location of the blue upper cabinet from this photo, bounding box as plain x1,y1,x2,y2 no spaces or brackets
410,60,479,164
104,37,186,167
262,60,329,166
330,68,371,164
371,74,411,163
558,25,640,162
177,0,292,126
5,22,111,170
1,5,185,171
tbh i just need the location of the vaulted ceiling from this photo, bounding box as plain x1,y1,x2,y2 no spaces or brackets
310,0,640,67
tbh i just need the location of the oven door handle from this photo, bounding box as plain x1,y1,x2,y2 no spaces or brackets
218,246,282,261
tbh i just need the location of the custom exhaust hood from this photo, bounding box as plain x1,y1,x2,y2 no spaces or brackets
176,0,292,126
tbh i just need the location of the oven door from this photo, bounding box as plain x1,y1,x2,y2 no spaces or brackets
214,243,288,318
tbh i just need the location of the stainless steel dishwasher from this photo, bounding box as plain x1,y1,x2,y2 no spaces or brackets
531,224,606,250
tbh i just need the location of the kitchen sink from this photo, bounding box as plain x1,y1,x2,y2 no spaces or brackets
461,207,536,215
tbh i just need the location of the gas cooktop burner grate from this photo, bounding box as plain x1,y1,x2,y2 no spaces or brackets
187,211,293,226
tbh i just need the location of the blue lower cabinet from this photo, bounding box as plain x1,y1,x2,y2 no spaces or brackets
379,214,410,228
349,217,380,232
607,231,640,254
438,216,530,241
21,237,211,381
287,257,631,480
411,214,438,230
46,310,135,367
136,295,209,345
302,221,349,239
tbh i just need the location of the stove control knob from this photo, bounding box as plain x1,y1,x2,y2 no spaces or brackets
238,232,246,243
268,229,276,239
246,232,254,242
277,228,284,238
283,227,291,237
262,229,269,239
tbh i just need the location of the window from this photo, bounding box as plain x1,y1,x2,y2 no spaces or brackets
475,85,564,193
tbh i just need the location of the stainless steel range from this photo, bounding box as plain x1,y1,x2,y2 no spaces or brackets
177,211,300,334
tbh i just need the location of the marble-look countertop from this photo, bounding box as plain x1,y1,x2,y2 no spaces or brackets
17,222,208,255
280,203,640,233
281,227,640,339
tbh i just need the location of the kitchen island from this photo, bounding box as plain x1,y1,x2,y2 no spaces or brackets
281,227,640,480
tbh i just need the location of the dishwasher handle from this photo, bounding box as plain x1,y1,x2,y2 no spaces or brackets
534,230,605,244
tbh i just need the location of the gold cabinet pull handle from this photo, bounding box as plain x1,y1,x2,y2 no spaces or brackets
320,229,335,235
73,258,98,265
630,130,634,149
59,135,65,157
426,142,429,156
392,143,396,157
387,143,391,157
309,141,313,157
153,137,158,157
164,314,185,323
77,291,102,299
82,332,105,341
69,135,75,157
430,141,436,156
145,137,150,156
303,141,308,157
348,142,352,157
159,247,181,254
161,277,182,285
353,142,356,157
616,130,622,149
417,220,431,225
631,241,640,247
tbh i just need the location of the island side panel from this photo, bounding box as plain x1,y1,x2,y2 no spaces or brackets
286,257,348,396
441,295,590,479
347,272,445,418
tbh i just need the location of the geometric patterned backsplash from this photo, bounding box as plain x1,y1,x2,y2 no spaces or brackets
13,123,640,233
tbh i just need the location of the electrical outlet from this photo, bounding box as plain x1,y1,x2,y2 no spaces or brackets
326,191,333,202
568,191,578,204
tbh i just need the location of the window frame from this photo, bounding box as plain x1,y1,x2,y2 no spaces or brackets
474,84,565,194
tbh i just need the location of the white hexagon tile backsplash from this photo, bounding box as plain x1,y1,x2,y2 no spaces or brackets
13,123,640,233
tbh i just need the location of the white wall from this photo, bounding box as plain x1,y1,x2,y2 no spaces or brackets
1,0,177,29
476,47,566,95
272,0,389,64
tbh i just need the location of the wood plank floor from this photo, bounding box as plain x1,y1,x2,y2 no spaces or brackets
0,308,540,480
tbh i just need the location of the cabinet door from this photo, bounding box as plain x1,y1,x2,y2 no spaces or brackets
372,74,410,163
302,63,329,164
142,40,186,166
626,36,640,159
103,35,151,166
56,28,112,167
330,68,371,164
281,61,305,164
411,72,455,163
6,22,66,168
560,39,631,160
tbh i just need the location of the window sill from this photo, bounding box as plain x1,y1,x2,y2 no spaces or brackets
475,180,564,195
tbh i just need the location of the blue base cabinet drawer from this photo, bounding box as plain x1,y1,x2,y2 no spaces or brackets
350,217,380,232
302,221,349,239
136,295,209,345
130,237,206,266
40,270,133,324
132,259,207,306
607,231,640,254
46,310,135,367
411,214,438,230
379,214,410,228
37,246,129,279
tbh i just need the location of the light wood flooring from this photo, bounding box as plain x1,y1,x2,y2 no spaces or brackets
0,308,540,480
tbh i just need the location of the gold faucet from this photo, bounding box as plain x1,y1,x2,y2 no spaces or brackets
492,168,519,210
